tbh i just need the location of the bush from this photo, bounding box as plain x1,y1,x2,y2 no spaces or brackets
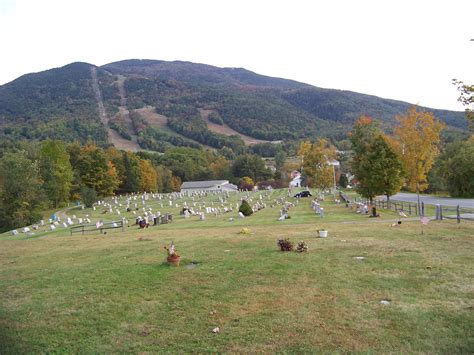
239,200,253,216
81,186,97,208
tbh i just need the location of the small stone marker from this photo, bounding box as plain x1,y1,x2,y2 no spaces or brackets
354,256,365,260
380,299,391,305
11,229,19,236
212,327,220,333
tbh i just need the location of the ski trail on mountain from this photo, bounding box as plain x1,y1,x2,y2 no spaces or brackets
90,67,108,126
115,75,139,144
90,67,140,151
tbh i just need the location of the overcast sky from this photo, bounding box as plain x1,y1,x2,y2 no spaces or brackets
1,0,473,111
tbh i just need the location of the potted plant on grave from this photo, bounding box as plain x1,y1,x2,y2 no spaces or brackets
317,228,328,238
164,241,180,266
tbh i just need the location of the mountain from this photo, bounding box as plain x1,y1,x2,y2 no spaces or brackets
0,59,468,152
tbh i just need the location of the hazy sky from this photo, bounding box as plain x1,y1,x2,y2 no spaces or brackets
1,0,473,111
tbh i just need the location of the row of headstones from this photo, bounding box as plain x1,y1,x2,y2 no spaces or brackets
11,214,94,235
136,213,173,226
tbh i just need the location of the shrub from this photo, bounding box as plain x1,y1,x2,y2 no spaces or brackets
81,186,97,208
239,200,253,216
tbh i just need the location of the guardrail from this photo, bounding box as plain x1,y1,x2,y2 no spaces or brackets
70,220,124,235
436,205,474,223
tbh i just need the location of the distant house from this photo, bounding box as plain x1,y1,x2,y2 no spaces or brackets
180,180,238,193
289,171,303,188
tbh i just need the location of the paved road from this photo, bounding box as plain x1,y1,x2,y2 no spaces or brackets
380,193,474,209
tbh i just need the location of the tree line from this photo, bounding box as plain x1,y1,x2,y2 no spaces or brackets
0,141,276,232
342,106,473,204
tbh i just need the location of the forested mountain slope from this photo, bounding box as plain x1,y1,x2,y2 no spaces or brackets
0,59,467,151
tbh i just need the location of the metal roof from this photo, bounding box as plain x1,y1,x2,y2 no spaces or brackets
181,180,229,189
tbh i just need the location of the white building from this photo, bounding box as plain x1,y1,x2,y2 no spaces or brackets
289,171,303,188
180,180,238,193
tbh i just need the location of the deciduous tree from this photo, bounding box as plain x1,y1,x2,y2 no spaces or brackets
393,106,444,209
364,135,404,205
139,159,157,192
453,79,474,128
76,142,119,197
39,140,73,208
298,139,336,191
0,151,45,232
431,138,474,197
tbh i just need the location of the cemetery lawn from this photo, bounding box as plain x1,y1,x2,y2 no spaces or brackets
1,193,473,352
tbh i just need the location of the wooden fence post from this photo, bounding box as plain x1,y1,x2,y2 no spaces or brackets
457,205,461,224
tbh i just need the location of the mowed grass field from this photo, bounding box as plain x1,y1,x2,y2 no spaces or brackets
1,190,473,353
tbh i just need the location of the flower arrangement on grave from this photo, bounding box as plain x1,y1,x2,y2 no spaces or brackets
164,241,180,266
239,227,251,235
277,238,294,251
296,241,308,253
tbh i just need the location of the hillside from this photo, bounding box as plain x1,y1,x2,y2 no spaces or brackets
0,59,468,151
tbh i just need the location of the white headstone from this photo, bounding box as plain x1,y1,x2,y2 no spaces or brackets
11,229,19,236
50,224,56,231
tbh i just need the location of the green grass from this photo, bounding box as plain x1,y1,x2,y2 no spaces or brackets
1,189,473,352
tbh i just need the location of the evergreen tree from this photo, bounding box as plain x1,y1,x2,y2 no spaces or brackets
80,186,98,208
339,173,348,188
122,152,142,193
239,200,253,216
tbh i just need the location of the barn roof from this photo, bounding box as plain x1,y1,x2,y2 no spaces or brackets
181,180,229,189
